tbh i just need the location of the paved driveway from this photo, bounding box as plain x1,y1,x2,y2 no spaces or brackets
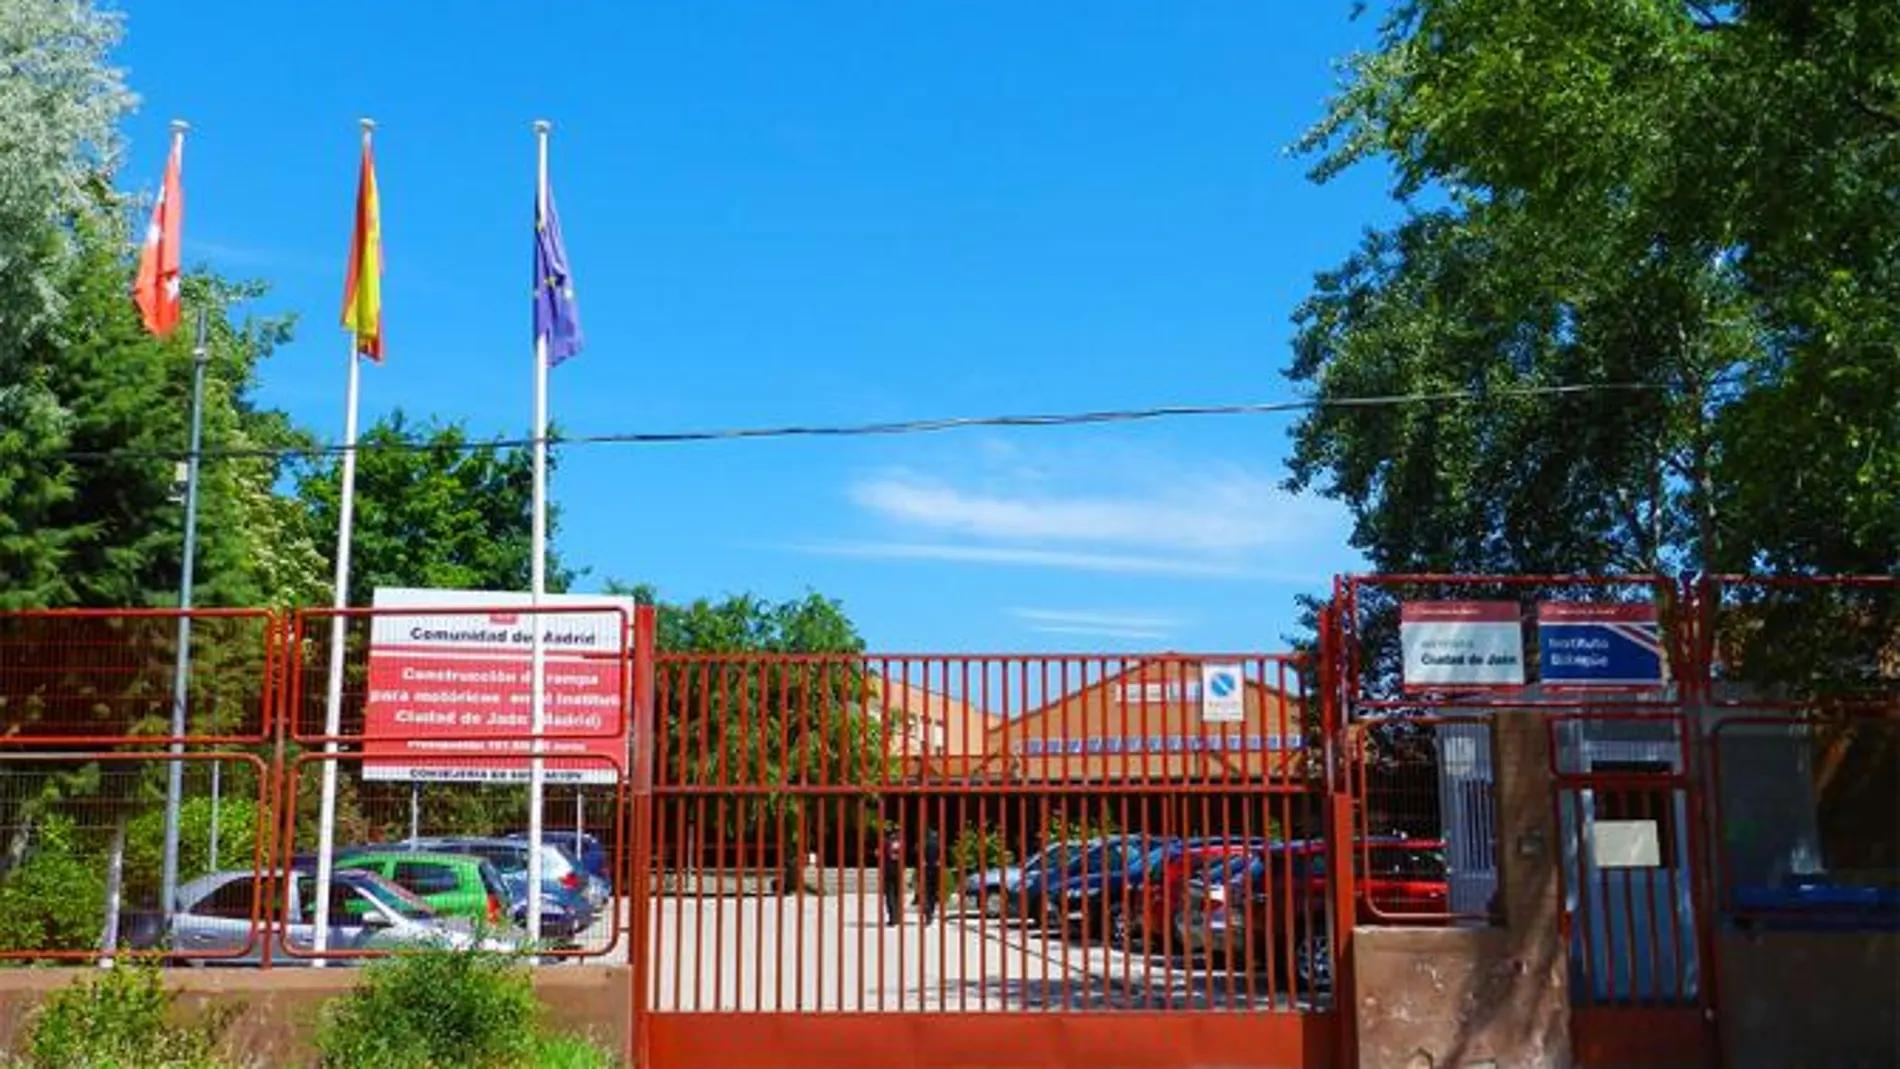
574,893,1309,1013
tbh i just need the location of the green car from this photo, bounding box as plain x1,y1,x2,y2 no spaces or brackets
336,850,513,928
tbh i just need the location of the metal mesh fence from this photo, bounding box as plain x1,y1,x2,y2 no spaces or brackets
0,611,277,743
0,753,271,963
280,752,625,961
1350,716,1497,922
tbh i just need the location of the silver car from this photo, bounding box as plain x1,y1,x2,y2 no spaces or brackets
1173,856,1265,964
169,869,517,964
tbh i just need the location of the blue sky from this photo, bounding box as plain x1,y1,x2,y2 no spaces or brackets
116,2,1393,652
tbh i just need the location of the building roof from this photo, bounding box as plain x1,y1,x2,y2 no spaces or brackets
870,672,1000,762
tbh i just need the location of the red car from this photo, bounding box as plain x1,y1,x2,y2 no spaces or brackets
1299,837,1450,920
1137,842,1257,941
1170,837,1451,961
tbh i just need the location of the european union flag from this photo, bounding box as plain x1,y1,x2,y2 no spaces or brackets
534,188,583,365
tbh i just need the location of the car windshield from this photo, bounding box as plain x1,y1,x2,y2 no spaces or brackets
1202,855,1258,883
1025,844,1081,876
1373,847,1448,879
478,862,510,901
452,844,528,874
491,843,574,875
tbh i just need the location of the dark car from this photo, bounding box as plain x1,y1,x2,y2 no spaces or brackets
1003,840,1098,920
1041,838,1182,941
504,829,611,894
1193,837,1449,984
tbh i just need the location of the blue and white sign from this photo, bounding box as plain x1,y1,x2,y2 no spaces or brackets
1199,663,1245,723
1538,603,1665,687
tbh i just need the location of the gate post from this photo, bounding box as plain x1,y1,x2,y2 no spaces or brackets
1319,592,1358,1069
628,604,657,1069
1496,711,1572,1066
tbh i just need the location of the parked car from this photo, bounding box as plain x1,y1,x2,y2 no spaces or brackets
1174,851,1273,963
168,868,518,964
393,836,598,938
331,850,513,929
1284,837,1452,918
1003,839,1107,921
1174,838,1452,982
1041,838,1179,941
505,829,611,896
1137,839,1262,944
960,861,1024,914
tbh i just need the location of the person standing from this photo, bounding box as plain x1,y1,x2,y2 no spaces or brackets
879,827,905,927
919,829,943,923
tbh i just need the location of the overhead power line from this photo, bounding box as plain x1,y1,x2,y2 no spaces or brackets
52,381,1665,464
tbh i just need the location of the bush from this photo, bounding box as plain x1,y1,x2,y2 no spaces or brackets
527,1036,616,1069
1043,814,1120,845
124,798,259,890
950,825,1012,875
15,965,239,1069
0,815,106,954
314,947,616,1069
315,948,537,1068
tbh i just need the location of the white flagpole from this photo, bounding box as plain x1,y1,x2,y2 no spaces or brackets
313,117,374,960
526,118,553,948
155,118,191,941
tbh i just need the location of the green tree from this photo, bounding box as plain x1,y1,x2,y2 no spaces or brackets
0,0,133,355
1288,0,1899,583
609,583,891,877
296,411,574,607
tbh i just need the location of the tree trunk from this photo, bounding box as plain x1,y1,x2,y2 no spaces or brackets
98,810,129,965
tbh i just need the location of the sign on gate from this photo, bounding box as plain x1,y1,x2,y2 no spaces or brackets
1537,602,1665,688
1400,601,1525,690
1199,662,1245,723
362,587,633,783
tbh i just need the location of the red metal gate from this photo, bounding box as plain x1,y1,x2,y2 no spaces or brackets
636,651,1339,1069
1548,713,1717,1068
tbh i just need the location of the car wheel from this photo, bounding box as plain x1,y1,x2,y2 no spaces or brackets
1296,933,1332,991
1106,907,1129,947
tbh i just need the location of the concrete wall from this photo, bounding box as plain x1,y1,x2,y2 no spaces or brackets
1717,929,1900,1069
0,965,629,1068
1352,714,1571,1069
1355,927,1568,1069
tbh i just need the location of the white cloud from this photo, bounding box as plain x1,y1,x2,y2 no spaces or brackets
1007,609,1183,641
774,442,1359,582
1027,624,1173,640
787,540,1266,579
848,467,1335,555
1010,608,1180,629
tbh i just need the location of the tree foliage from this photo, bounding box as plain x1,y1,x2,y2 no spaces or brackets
296,411,574,608
0,0,133,353
1288,0,1900,581
615,583,890,863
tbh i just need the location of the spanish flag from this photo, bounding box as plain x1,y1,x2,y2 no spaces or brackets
340,138,382,360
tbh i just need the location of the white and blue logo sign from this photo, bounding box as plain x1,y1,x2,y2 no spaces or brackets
1537,603,1665,687
1199,663,1245,723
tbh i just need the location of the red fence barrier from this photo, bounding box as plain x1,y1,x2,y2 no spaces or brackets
646,651,1331,1016
0,751,271,963
0,609,279,744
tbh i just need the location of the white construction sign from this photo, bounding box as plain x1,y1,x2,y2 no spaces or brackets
1400,600,1526,690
